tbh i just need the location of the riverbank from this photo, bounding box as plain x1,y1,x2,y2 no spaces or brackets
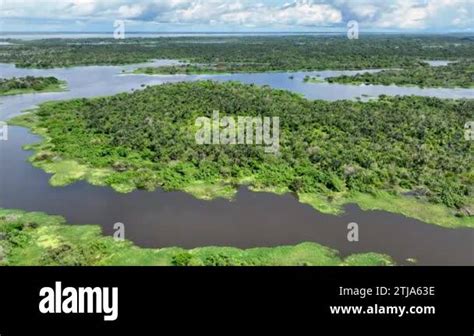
298,192,473,229
0,208,394,266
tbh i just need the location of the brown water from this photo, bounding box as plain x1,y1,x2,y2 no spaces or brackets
1,127,473,265
0,62,473,265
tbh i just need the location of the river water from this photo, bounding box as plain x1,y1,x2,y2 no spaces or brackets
0,61,473,265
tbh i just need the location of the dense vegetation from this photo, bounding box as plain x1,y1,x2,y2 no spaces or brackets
134,64,235,75
1,35,473,71
0,209,394,266
0,76,65,95
9,81,473,227
303,75,325,83
326,60,474,88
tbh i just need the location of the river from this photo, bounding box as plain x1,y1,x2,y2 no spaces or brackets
0,61,473,265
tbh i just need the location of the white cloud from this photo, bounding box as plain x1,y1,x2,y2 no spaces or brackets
349,4,378,20
0,0,472,31
341,0,473,30
160,0,342,27
270,1,342,26
375,0,429,29
69,0,99,16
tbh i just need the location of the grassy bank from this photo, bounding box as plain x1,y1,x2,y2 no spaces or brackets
0,209,394,266
298,191,474,228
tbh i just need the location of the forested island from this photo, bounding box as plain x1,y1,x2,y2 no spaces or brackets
325,59,474,88
1,35,473,71
9,81,473,228
134,64,237,75
0,76,66,95
0,209,393,266
303,75,326,83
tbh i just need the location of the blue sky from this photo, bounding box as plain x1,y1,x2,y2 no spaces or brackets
0,0,473,32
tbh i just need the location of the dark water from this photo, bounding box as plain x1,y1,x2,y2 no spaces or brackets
0,62,473,265
1,127,472,265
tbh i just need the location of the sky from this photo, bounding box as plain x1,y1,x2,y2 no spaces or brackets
0,0,473,33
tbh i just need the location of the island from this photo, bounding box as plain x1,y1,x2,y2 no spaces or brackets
8,80,473,229
0,76,66,96
326,60,474,88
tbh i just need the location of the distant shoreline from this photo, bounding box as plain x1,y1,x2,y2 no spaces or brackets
1,31,472,40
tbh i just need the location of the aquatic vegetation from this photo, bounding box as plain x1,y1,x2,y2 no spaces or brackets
303,75,326,83
0,208,394,266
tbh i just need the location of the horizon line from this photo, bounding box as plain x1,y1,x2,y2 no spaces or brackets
1,31,472,34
